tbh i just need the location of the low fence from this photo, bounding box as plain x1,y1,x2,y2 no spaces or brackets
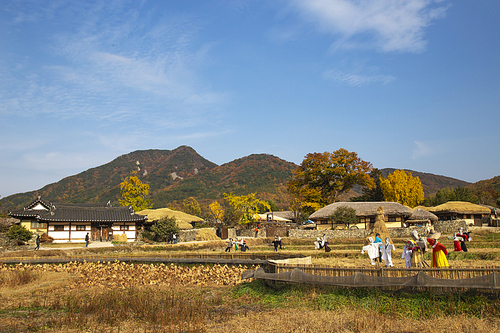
257,262,500,291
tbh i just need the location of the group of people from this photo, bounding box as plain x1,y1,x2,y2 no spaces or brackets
225,238,249,252
362,233,395,267
167,232,177,244
362,227,472,268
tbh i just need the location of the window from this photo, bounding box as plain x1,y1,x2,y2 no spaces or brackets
31,222,47,229
388,217,396,222
120,225,129,231
54,225,64,231
76,225,86,231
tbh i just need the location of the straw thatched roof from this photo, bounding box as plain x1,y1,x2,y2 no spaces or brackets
427,201,491,214
256,214,292,222
136,208,203,229
408,208,438,221
309,202,413,220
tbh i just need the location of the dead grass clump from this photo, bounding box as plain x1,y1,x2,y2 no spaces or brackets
195,228,221,241
0,266,40,287
40,232,54,243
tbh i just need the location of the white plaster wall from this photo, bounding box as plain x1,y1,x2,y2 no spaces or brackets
112,224,136,242
48,225,70,243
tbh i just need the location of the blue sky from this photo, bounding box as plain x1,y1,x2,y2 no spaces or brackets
1,0,499,198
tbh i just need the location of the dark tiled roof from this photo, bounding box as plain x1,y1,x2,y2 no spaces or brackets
9,199,146,223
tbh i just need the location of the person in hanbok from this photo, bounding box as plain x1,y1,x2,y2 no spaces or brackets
427,229,449,268
402,240,413,268
457,227,470,252
380,237,395,267
453,233,463,252
361,237,379,265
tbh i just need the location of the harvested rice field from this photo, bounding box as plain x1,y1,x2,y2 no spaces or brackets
0,228,499,332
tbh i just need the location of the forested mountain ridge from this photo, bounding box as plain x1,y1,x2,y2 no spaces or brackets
1,146,491,214
0,147,297,212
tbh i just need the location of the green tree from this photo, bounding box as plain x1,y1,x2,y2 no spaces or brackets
6,225,33,243
288,148,374,212
351,168,385,202
183,197,201,216
380,170,424,208
329,206,358,229
150,216,179,242
224,193,270,225
119,171,153,212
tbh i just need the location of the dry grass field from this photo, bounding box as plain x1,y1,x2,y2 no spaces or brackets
1,229,500,332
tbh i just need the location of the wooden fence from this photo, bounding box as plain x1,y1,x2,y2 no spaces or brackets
268,262,500,280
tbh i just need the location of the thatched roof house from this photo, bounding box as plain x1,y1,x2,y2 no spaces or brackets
309,202,413,230
406,208,438,226
428,201,490,226
136,208,202,229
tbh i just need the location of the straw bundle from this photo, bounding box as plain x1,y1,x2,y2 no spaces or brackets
195,229,221,241
367,206,392,244
113,233,128,242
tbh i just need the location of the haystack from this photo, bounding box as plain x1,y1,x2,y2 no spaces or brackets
195,229,221,241
367,206,392,244
137,208,202,230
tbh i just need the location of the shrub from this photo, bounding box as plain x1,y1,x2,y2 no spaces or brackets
6,225,33,243
151,216,180,242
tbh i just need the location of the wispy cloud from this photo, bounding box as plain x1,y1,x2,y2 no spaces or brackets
323,69,395,86
1,1,227,127
289,0,450,53
412,141,433,159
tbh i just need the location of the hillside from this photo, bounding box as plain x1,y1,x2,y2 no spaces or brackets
1,147,490,214
1,146,217,211
0,147,296,212
152,153,296,209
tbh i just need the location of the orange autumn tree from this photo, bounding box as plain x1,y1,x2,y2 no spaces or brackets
288,148,374,213
380,169,424,208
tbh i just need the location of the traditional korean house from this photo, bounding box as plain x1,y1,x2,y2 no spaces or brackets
427,201,491,226
8,197,147,242
309,202,413,230
405,208,438,227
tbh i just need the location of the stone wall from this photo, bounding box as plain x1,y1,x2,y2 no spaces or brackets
237,228,267,238
289,223,455,240
178,228,217,242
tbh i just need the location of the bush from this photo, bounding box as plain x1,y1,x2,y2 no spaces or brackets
151,216,180,242
6,225,33,243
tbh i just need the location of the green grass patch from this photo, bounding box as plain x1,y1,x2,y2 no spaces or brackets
233,280,500,320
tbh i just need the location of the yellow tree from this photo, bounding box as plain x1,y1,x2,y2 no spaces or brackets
379,169,424,208
183,197,201,216
119,171,153,211
224,193,270,225
209,201,224,223
288,148,374,212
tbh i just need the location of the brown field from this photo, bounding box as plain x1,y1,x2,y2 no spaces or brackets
1,229,500,332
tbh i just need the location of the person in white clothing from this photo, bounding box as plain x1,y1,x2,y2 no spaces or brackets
361,237,379,265
402,240,413,268
381,237,395,267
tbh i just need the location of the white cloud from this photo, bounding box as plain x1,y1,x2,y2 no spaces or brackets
323,69,395,86
412,141,433,159
289,0,449,53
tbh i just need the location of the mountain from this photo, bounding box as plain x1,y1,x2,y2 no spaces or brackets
1,146,492,214
0,146,296,212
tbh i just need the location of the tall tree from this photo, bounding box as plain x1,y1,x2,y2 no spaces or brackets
380,169,424,208
351,168,385,202
119,171,153,211
224,193,270,225
183,197,201,216
287,148,374,212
